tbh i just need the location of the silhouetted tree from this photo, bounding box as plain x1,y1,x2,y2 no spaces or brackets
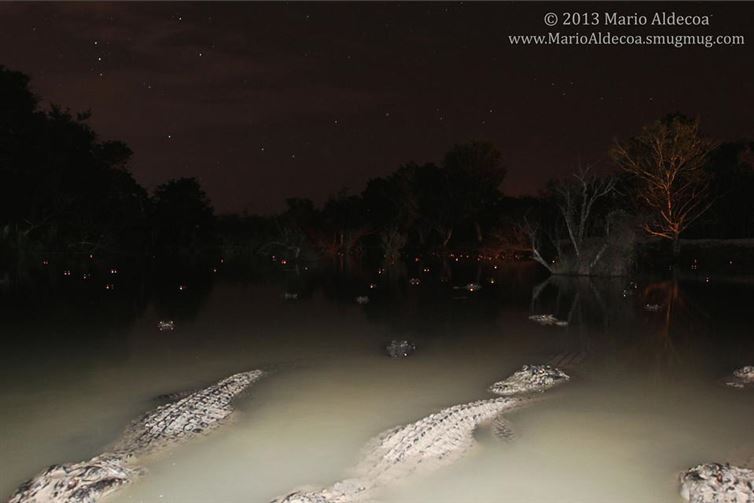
442,141,506,243
611,115,717,256
691,141,754,238
150,178,216,263
525,167,626,276
319,189,369,258
0,65,149,273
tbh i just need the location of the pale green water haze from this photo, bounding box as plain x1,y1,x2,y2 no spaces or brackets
1,275,753,502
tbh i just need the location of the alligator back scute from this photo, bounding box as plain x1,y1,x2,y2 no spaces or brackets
111,370,263,456
358,397,517,484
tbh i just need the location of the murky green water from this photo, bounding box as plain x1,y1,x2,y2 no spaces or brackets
1,269,753,502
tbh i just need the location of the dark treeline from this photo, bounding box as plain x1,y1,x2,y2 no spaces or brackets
3,65,754,285
0,66,217,286
222,115,754,277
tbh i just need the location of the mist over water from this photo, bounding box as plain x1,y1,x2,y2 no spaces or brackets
2,268,753,503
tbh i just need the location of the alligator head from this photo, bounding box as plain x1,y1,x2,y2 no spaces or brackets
271,479,367,503
489,364,569,396
214,370,265,396
680,462,754,502
8,454,140,503
725,366,754,389
271,491,332,503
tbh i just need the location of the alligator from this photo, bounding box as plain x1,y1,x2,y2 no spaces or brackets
724,366,754,389
680,463,754,502
7,370,264,503
157,320,175,332
680,366,754,502
528,314,568,327
272,364,569,503
385,340,416,359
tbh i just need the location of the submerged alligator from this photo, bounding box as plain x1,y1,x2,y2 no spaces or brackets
7,370,264,503
723,366,754,389
273,364,569,503
385,340,416,359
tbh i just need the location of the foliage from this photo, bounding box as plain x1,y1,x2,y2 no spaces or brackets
0,66,150,262
690,141,754,239
150,178,217,262
5,65,754,281
0,65,218,277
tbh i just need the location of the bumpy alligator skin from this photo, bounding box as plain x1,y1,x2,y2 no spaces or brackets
7,370,264,503
385,340,416,359
680,463,754,503
724,366,754,389
273,365,568,503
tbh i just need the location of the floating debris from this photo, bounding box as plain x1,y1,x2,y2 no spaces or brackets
409,278,421,286
356,296,369,305
528,314,568,327
680,463,754,502
386,339,416,358
157,320,175,332
283,292,299,300
643,303,662,312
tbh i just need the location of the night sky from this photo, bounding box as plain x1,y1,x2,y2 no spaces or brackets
1,2,752,214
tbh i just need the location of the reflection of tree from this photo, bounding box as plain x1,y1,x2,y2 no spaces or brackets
640,279,712,371
643,280,684,368
529,276,596,358
530,276,597,327
527,276,713,372
149,266,215,322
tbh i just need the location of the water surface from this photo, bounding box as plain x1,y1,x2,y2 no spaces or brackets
1,270,753,502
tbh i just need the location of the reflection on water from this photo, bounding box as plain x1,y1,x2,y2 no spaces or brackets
1,266,753,502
